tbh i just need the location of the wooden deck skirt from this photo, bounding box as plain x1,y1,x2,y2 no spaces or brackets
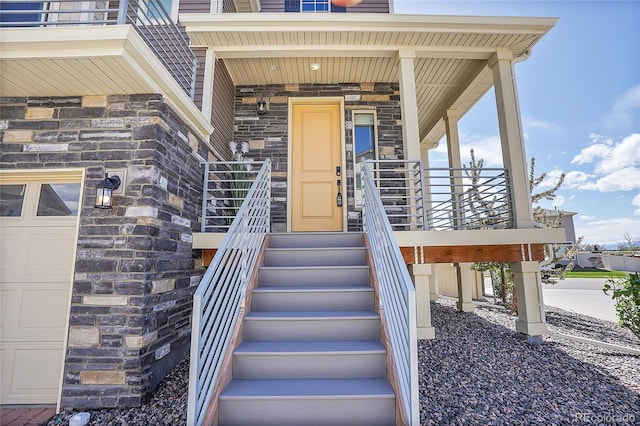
202,243,544,267
399,244,545,264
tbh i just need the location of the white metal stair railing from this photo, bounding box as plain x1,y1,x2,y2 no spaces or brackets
360,159,419,425
187,159,271,426
201,161,265,232
366,160,426,231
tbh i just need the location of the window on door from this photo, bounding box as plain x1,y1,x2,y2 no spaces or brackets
352,111,378,208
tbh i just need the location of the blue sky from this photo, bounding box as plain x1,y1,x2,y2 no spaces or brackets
393,0,640,247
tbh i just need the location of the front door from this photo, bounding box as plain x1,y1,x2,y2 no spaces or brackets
291,101,343,232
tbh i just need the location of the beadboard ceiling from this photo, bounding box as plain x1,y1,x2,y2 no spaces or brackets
183,13,556,146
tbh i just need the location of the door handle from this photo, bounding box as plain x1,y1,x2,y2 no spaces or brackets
336,179,343,207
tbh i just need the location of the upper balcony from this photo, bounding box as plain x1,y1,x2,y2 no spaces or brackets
0,0,211,138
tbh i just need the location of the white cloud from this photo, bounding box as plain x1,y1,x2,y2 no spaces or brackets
579,167,640,192
596,133,640,174
459,135,503,167
537,168,565,189
578,215,596,221
633,193,640,217
522,116,562,132
552,195,565,208
428,134,503,168
564,171,592,188
576,217,640,246
603,84,640,129
567,133,640,192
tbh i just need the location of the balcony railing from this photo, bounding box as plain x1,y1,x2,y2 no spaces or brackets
0,0,198,99
425,167,513,231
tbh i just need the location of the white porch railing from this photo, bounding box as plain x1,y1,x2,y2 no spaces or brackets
365,161,514,231
361,159,419,425
201,161,265,233
366,160,426,231
187,159,271,426
426,167,513,230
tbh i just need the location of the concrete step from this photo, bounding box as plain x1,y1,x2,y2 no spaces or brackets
232,340,387,379
268,232,364,248
264,247,367,267
258,265,370,287
243,311,380,341
219,378,395,426
251,286,375,311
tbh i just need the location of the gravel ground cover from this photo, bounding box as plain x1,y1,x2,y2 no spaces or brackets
48,299,639,425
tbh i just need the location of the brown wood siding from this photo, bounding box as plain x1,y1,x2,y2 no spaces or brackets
210,60,235,160
259,0,389,13
179,0,211,13
192,47,207,109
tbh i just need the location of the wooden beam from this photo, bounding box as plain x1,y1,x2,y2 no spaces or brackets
400,244,544,264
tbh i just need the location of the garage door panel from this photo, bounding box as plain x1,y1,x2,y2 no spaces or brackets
19,288,69,338
1,343,63,404
1,226,76,281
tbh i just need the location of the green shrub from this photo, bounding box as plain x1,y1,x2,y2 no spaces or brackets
603,273,640,338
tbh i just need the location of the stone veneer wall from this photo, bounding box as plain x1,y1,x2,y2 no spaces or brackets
0,95,214,409
232,83,404,232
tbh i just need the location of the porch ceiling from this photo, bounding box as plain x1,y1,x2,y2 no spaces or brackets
0,25,214,139
182,13,556,146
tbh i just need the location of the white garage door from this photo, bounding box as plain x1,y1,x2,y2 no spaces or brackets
0,171,82,404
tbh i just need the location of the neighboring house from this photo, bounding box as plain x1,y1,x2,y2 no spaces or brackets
544,208,578,243
0,0,565,417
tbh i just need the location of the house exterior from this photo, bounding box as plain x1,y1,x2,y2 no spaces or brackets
0,0,565,416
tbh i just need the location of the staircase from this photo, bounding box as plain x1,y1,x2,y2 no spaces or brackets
218,232,396,426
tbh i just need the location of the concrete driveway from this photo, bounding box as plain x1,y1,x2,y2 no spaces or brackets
542,277,619,323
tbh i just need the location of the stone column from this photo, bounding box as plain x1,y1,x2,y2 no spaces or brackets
408,264,436,340
511,261,548,342
456,262,475,312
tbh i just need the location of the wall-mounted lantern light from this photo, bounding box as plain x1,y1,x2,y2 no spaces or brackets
94,173,121,209
257,98,267,116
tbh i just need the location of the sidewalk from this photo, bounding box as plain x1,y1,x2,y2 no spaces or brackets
541,277,618,323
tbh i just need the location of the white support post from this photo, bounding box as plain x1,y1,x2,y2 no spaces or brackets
455,262,475,312
511,261,548,342
444,109,464,229
408,264,435,340
489,50,534,229
398,49,421,162
201,49,216,124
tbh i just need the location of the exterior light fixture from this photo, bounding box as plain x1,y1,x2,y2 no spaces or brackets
94,173,121,209
309,63,320,71
257,98,267,115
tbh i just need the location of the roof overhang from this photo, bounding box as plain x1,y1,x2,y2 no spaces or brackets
182,13,556,146
0,25,214,140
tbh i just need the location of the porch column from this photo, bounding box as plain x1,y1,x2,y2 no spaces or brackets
456,262,475,312
489,50,534,229
511,261,548,342
201,49,216,123
408,264,436,339
444,109,464,229
398,49,421,161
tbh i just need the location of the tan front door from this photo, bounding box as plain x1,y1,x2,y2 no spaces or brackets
291,101,343,232
0,171,82,404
